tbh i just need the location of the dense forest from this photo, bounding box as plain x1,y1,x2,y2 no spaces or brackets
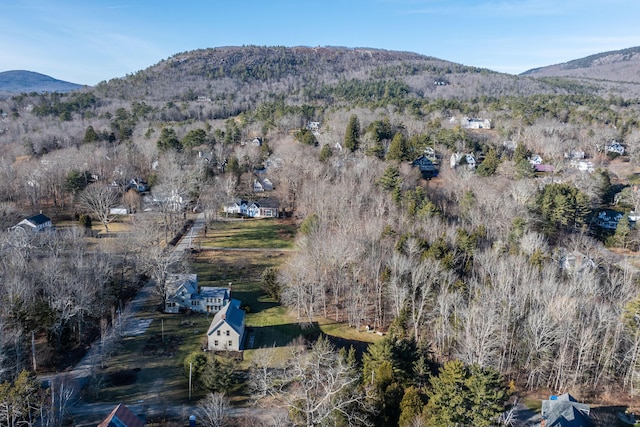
0,46,640,426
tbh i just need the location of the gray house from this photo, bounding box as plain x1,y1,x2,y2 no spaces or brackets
541,393,591,427
164,274,231,314
11,213,52,233
207,299,246,352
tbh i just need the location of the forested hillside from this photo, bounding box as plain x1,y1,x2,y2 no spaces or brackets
523,45,640,98
0,45,640,426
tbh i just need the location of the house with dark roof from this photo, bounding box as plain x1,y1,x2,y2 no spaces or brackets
164,274,231,314
541,393,591,427
97,403,145,427
11,213,52,233
207,299,246,351
412,155,438,178
247,199,279,218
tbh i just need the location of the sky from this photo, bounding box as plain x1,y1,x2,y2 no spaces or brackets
2,0,640,86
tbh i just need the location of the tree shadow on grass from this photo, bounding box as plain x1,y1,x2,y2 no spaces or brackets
231,290,278,314
244,324,373,360
245,323,319,348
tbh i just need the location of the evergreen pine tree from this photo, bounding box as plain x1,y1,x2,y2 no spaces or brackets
344,114,361,152
387,133,407,161
398,386,424,427
476,147,500,177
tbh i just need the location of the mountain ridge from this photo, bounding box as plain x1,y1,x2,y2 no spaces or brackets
520,45,640,85
6,44,640,101
0,70,84,94
93,45,565,102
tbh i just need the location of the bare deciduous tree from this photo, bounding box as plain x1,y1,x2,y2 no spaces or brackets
252,337,372,427
197,392,230,427
78,184,120,232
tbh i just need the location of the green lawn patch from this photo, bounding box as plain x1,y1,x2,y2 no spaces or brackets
522,396,542,413
203,218,296,249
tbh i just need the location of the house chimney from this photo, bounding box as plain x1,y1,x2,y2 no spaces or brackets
189,414,196,427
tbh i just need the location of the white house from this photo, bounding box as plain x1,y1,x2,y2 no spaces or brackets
253,178,273,193
450,153,476,169
528,154,543,165
11,213,53,233
225,199,279,218
152,190,185,211
164,274,231,314
307,121,321,131
207,299,246,352
241,137,262,147
223,199,248,216
569,160,595,173
462,117,491,129
246,199,279,218
109,205,129,215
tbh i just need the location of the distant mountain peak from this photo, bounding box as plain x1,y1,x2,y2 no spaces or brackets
0,70,84,93
521,46,640,84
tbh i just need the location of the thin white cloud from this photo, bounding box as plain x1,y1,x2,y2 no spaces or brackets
394,0,637,18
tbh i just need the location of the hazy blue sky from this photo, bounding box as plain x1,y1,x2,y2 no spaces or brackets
2,0,640,85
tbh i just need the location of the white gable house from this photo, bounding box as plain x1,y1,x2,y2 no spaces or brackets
164,274,231,314
223,199,248,216
207,299,246,352
462,117,491,129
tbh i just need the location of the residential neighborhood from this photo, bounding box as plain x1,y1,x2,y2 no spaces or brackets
2,35,640,427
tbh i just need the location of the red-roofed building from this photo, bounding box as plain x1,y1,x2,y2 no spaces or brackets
97,403,144,427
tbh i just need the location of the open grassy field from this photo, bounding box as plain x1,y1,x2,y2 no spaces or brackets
201,218,296,249
92,217,380,411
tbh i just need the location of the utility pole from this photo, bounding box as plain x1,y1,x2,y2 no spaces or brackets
189,362,193,400
31,331,37,371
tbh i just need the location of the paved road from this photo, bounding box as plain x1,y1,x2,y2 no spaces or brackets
168,212,206,264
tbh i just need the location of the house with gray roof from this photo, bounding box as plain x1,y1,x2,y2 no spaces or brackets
11,213,52,233
541,393,591,427
164,274,230,314
207,299,246,352
244,198,278,218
